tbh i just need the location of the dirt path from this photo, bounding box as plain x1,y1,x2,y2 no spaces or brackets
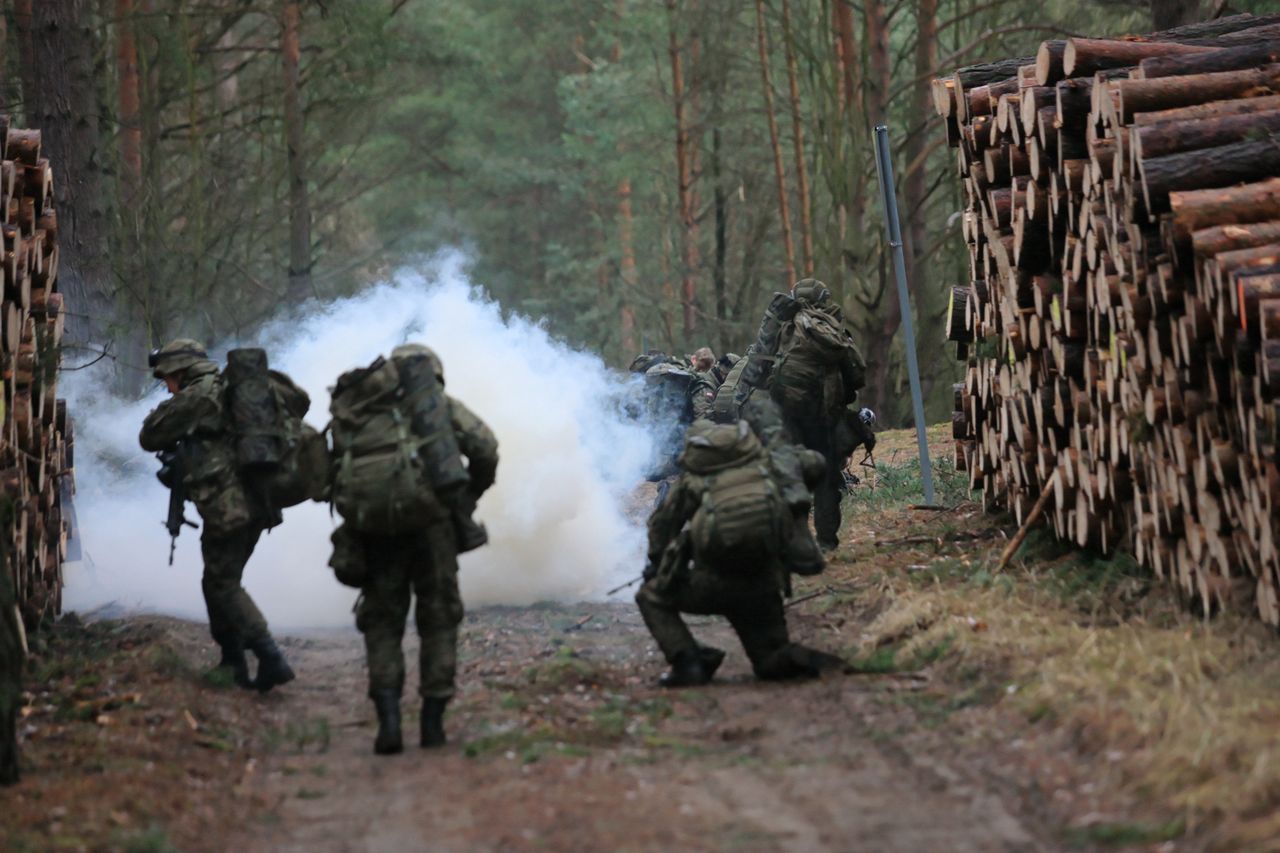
234,601,1047,852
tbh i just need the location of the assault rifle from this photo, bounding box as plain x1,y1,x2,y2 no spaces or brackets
156,449,198,565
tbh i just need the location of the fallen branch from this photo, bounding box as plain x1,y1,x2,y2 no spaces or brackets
995,470,1058,572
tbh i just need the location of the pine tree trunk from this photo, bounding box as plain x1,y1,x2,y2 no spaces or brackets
755,0,796,284
281,0,312,303
712,125,729,354
29,0,113,354
905,0,939,403
1150,0,1203,30
115,0,142,202
780,0,813,277
666,0,700,338
13,1,36,123
613,3,637,356
617,177,638,354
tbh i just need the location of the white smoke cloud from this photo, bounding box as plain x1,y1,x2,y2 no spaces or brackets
63,255,656,628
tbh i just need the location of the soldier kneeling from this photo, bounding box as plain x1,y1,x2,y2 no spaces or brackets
636,420,845,686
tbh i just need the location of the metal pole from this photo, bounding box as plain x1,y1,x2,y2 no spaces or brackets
873,124,935,506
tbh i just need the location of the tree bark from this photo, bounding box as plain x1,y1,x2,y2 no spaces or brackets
281,0,313,303
29,0,112,354
1136,109,1280,160
115,0,142,203
1117,65,1280,123
666,0,699,337
617,177,638,354
12,1,37,123
754,0,795,284
906,0,940,404
1150,0,1203,31
712,125,729,354
1139,41,1280,79
779,0,812,276
1143,135,1280,209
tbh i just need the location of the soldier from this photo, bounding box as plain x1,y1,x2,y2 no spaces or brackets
0,501,21,786
636,420,845,686
329,344,498,755
139,339,295,692
690,346,715,373
768,279,866,552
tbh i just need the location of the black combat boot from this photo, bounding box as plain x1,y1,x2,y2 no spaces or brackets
697,644,726,679
785,512,826,576
659,649,711,688
420,697,448,749
372,689,403,755
247,636,296,693
216,642,254,689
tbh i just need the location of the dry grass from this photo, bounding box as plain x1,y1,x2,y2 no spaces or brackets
826,427,1280,848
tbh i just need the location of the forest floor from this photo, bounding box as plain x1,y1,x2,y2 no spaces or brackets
4,426,1280,852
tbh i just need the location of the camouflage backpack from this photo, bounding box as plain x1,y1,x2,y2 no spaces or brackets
222,348,327,509
682,421,786,568
772,304,865,418
328,353,468,535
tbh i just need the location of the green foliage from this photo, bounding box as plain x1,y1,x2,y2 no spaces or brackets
11,0,1275,404
847,454,971,511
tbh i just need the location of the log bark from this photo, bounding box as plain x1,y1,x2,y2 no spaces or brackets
1142,134,1280,209
1064,38,1216,78
1139,40,1280,79
1117,65,1280,123
1135,109,1280,159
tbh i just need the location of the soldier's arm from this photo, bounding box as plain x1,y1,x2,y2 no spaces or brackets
646,477,697,565
448,397,500,496
689,376,717,421
138,391,219,452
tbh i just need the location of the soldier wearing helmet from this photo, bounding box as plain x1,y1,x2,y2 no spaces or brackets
139,339,296,693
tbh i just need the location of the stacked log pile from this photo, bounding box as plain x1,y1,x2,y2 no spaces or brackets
934,13,1280,624
0,120,70,629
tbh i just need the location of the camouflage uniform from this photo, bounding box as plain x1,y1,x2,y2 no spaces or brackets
689,369,721,422
139,340,293,691
353,395,497,703
344,345,498,752
768,280,866,551
0,500,21,785
636,423,841,686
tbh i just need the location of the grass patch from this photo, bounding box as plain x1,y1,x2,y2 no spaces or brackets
1065,819,1184,848
113,826,180,853
263,717,331,754
846,454,971,511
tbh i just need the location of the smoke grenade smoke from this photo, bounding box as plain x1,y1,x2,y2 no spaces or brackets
64,257,656,627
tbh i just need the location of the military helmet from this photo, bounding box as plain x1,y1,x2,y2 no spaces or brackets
391,342,445,384
791,278,832,306
149,338,209,378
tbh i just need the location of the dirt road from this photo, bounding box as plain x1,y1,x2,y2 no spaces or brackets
234,601,1046,852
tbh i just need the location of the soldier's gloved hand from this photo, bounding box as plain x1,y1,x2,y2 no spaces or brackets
863,432,877,453
642,558,658,581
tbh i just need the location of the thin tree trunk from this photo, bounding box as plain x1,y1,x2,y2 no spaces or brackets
666,0,699,338
281,0,312,303
905,0,939,404
780,0,813,276
618,177,638,354
833,0,860,117
712,126,729,354
613,2,637,356
755,0,796,284
116,0,142,203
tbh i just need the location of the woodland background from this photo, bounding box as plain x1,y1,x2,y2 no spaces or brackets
1,0,1272,422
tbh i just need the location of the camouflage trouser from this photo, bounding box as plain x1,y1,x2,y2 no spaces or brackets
200,525,270,650
785,415,842,548
636,567,815,680
354,521,462,699
0,671,16,785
